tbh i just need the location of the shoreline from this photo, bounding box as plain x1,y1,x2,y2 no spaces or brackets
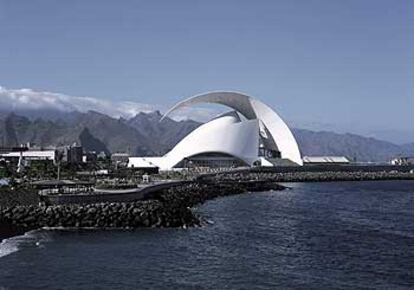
2,170,414,242
0,180,285,240
197,170,414,183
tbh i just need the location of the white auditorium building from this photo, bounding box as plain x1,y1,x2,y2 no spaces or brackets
128,91,303,170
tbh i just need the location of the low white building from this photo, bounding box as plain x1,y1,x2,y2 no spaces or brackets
0,150,56,164
302,156,350,165
390,157,412,166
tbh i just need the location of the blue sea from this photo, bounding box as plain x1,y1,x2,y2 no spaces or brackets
1,181,413,289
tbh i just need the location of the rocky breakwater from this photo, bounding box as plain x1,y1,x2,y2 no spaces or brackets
154,181,285,208
0,186,39,207
0,200,197,231
203,170,414,183
0,180,285,233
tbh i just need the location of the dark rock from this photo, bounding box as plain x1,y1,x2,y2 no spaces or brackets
0,176,290,230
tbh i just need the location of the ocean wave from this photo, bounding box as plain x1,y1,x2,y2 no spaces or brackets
0,239,18,258
0,229,51,259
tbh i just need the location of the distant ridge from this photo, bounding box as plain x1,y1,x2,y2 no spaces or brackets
292,129,412,162
0,109,412,161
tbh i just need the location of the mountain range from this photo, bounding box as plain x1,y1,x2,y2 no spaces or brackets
0,109,413,162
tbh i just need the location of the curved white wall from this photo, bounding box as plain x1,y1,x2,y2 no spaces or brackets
162,91,302,165
152,115,259,170
249,98,302,165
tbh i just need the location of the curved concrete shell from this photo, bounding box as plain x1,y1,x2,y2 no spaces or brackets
164,114,259,168
136,114,259,170
162,91,302,165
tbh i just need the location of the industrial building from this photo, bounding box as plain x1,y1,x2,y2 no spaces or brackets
302,156,350,165
0,150,56,163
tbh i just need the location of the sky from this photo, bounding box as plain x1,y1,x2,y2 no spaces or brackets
0,0,413,143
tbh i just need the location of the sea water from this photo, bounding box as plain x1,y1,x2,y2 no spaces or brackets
0,181,413,289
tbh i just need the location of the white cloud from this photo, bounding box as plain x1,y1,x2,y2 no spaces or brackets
0,85,220,121
0,86,152,119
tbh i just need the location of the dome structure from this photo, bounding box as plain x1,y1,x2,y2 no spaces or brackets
128,91,302,170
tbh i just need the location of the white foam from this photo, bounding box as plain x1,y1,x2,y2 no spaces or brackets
0,229,50,259
0,237,19,258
